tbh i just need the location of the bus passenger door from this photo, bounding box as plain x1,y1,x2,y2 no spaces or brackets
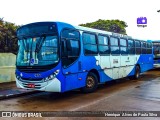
61,29,81,91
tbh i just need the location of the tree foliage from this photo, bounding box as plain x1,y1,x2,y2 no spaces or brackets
79,19,128,34
0,18,19,54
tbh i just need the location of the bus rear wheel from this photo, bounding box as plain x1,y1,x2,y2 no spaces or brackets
81,72,98,93
134,66,140,79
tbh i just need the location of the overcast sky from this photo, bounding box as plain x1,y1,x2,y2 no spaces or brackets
0,0,160,40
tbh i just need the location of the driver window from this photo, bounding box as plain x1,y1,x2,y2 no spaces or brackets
61,29,80,68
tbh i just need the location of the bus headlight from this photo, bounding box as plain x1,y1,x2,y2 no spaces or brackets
48,74,56,80
16,75,20,80
44,77,49,82
43,69,60,82
44,73,56,82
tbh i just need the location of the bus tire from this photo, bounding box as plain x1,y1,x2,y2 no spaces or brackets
81,72,98,93
134,65,140,79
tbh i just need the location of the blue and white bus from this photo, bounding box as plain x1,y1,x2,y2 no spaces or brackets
15,22,153,93
152,40,160,68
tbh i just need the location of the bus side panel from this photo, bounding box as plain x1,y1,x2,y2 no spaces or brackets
140,63,153,73
119,55,135,78
99,70,112,83
81,56,114,83
99,55,112,82
81,56,100,71
127,66,136,76
110,55,120,79
138,54,153,73
62,72,88,92
128,55,140,76
61,56,100,92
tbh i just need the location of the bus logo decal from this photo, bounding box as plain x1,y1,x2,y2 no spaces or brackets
113,59,118,64
34,73,41,77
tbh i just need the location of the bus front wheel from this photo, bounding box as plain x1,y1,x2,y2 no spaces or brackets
81,72,98,93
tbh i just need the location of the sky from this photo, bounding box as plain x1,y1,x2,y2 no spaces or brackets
0,0,160,40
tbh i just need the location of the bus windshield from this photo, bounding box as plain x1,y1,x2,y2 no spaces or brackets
16,35,59,66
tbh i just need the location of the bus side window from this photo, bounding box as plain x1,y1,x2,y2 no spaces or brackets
83,32,98,55
147,42,152,54
142,41,146,54
128,39,135,54
98,35,110,55
120,38,128,55
110,37,120,55
135,41,141,54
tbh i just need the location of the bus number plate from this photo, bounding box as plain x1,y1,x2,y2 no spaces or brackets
27,84,35,88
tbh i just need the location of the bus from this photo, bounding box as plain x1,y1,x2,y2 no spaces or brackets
15,22,153,93
152,40,160,68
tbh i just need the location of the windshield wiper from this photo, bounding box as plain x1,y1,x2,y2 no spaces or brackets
35,35,46,53
22,37,27,52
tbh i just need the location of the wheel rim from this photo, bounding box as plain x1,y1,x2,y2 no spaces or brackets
86,76,95,88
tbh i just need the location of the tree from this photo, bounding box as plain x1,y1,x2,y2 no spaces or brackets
0,18,19,54
79,19,128,34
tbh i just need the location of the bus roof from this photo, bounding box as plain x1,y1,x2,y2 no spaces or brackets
18,21,147,41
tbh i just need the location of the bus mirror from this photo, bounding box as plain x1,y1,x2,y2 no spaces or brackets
66,40,72,51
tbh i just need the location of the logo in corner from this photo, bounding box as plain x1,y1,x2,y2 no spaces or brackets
137,17,147,28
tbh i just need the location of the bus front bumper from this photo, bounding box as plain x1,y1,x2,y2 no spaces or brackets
15,77,61,92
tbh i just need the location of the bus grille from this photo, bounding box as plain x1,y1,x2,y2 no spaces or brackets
17,68,48,73
19,77,44,83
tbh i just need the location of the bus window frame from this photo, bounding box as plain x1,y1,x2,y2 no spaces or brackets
128,39,135,55
109,36,120,55
97,34,110,56
146,42,152,54
135,40,141,55
141,41,147,54
119,37,128,55
82,31,98,56
60,28,81,68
